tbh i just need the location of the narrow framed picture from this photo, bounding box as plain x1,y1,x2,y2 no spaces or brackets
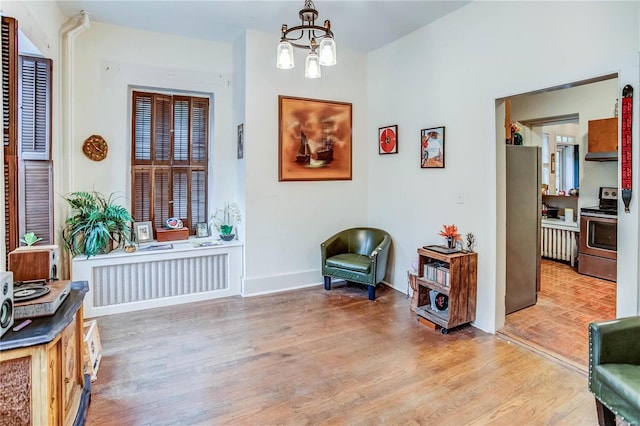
237,123,244,159
378,125,398,154
195,222,209,238
133,221,154,243
420,126,445,168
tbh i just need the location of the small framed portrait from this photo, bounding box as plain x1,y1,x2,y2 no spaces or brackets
133,221,154,243
378,125,398,154
237,123,244,159
420,126,445,169
195,222,209,238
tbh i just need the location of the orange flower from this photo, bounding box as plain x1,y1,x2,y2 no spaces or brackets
439,224,462,241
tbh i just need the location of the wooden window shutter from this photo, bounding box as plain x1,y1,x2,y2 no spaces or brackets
2,16,17,155
133,168,151,222
4,161,17,256
133,92,152,163
153,168,170,229
191,169,207,225
19,160,53,244
19,55,51,160
173,96,190,164
154,94,172,163
172,168,189,226
3,16,19,258
191,98,208,164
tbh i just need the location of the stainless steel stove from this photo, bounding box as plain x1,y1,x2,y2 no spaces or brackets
578,186,617,281
581,187,618,218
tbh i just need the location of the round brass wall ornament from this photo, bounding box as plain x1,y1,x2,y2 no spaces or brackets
82,135,109,161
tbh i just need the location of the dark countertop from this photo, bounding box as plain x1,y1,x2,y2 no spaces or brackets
0,281,88,352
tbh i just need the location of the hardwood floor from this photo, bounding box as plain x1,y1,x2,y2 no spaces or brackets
86,282,598,425
500,259,616,371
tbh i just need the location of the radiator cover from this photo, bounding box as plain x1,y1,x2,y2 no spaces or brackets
92,254,228,307
72,241,243,317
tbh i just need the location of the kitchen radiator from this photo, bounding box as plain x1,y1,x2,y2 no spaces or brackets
92,254,228,307
541,226,577,267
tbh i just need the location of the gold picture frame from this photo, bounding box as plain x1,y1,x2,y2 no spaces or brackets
278,95,352,181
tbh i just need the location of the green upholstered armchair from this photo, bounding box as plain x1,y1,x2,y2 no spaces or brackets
321,227,391,300
588,316,640,426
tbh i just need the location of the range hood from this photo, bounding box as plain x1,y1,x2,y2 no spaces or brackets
586,117,618,161
585,151,618,161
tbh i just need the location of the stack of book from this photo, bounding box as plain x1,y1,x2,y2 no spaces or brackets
423,262,450,287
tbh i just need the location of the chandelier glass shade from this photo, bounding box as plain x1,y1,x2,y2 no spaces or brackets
276,0,337,78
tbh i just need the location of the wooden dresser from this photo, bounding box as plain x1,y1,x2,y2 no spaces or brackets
0,281,90,425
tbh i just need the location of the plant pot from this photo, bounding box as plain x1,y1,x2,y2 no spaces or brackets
446,236,456,249
220,234,235,241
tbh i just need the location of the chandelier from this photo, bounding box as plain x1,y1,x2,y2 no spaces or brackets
276,0,337,78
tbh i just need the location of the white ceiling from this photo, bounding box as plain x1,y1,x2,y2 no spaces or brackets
54,1,470,52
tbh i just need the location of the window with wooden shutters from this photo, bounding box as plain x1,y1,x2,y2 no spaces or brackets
3,16,54,261
131,91,209,234
17,55,53,245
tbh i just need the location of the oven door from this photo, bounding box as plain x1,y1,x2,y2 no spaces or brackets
579,215,617,260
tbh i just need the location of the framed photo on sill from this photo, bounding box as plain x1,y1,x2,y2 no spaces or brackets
378,125,398,154
133,221,154,243
278,95,352,181
420,126,445,169
195,222,209,238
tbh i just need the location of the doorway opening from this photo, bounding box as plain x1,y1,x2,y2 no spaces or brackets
497,74,619,371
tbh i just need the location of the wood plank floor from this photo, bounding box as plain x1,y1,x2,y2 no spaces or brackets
86,282,598,425
500,259,616,370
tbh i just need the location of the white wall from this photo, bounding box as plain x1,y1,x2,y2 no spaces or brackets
71,22,235,215
241,30,369,295
367,1,640,332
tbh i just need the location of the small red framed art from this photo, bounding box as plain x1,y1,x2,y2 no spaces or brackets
378,125,398,154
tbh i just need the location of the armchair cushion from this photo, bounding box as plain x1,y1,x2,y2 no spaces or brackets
325,253,371,273
589,316,640,425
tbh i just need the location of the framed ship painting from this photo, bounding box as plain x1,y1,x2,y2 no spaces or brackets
420,126,445,169
278,95,352,181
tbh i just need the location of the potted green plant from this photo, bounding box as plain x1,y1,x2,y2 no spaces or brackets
62,191,133,257
210,202,241,241
20,232,42,246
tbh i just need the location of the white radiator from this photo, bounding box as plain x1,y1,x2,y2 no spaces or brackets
72,242,243,317
92,254,228,307
541,225,578,266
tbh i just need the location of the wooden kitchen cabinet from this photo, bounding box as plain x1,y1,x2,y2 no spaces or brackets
0,282,89,426
588,117,617,153
415,247,477,334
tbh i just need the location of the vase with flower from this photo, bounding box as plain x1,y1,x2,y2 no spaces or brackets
210,202,241,241
439,224,462,249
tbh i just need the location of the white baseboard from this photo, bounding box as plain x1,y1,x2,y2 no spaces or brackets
243,270,397,298
243,269,323,296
